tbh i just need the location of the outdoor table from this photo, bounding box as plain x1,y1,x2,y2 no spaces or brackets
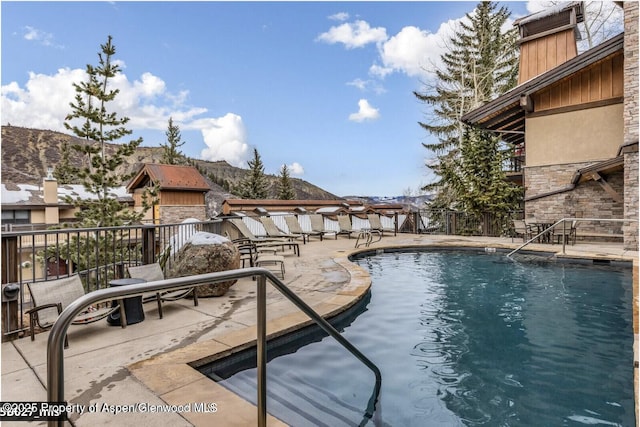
532,222,554,243
106,278,146,326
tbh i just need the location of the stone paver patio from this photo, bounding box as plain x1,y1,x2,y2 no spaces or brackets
2,234,637,426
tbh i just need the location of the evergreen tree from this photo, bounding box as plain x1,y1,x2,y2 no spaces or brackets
414,2,521,218
63,35,150,227
48,36,156,287
160,117,186,165
237,148,268,199
277,164,296,200
53,141,75,184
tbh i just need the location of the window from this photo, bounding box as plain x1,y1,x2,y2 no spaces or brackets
1,210,31,224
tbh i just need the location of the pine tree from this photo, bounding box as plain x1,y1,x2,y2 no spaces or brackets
63,35,149,227
53,141,75,184
160,117,186,165
277,164,296,200
50,36,156,288
414,2,521,218
237,148,268,199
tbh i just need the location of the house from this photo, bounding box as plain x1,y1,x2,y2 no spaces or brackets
1,170,133,230
127,164,211,224
461,2,638,249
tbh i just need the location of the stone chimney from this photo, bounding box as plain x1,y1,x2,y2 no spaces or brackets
515,2,585,84
43,167,59,225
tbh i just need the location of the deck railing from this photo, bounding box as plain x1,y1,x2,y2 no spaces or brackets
1,220,222,339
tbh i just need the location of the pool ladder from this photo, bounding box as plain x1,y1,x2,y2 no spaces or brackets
46,267,382,427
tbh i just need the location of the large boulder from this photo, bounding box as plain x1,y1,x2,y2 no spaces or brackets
165,232,240,297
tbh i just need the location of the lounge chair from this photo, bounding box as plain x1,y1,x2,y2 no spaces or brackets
367,214,396,236
284,215,323,243
230,218,300,256
309,214,337,239
337,215,359,239
26,275,123,343
259,216,300,242
127,263,198,319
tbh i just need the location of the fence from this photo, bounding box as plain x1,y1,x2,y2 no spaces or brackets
1,220,222,339
413,209,524,237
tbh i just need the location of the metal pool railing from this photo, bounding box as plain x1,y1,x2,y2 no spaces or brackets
46,267,382,427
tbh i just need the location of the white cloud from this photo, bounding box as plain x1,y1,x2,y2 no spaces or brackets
23,26,62,48
329,12,349,22
348,99,380,122
372,21,459,78
195,114,251,167
346,78,386,94
1,68,83,130
0,67,252,167
288,162,304,175
316,20,387,49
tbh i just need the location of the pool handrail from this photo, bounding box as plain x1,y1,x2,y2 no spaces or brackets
46,267,382,427
507,217,636,257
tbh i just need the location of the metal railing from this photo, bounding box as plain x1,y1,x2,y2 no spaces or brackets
507,218,636,257
1,220,222,338
47,267,381,427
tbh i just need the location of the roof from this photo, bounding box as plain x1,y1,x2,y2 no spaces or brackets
514,2,583,27
461,33,624,146
127,164,210,192
1,183,132,209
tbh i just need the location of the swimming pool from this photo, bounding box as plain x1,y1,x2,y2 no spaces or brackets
206,249,634,426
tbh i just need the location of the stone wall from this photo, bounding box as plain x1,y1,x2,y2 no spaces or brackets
624,151,639,250
525,163,624,235
160,205,207,224
624,2,639,146
623,2,639,251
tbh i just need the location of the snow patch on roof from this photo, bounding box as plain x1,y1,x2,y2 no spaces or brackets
1,184,41,204
517,1,581,25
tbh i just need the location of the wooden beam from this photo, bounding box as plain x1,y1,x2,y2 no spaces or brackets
590,172,623,202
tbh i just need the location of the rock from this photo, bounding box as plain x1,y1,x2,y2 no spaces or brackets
165,232,240,297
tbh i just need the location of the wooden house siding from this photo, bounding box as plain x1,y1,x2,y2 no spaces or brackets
158,191,205,206
532,52,623,112
519,28,577,83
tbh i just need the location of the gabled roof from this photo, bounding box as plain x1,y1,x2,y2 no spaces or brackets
127,164,210,192
461,32,624,146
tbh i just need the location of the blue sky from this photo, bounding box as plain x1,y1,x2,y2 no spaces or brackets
2,1,546,196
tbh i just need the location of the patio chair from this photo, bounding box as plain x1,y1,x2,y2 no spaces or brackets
309,214,337,239
367,214,396,236
259,216,300,242
284,215,323,243
231,239,286,279
337,215,359,239
26,275,123,343
554,220,577,245
127,263,199,319
229,218,300,256
512,220,533,242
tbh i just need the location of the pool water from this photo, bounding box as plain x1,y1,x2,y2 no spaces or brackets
214,250,635,426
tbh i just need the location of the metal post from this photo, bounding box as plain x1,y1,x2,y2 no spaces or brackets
142,225,156,265
256,275,267,427
562,220,567,254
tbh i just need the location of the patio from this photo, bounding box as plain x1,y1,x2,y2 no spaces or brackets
2,234,637,426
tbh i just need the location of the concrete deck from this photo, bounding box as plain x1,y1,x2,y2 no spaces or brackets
1,234,637,426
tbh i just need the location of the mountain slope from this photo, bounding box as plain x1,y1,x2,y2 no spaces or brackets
1,126,342,214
